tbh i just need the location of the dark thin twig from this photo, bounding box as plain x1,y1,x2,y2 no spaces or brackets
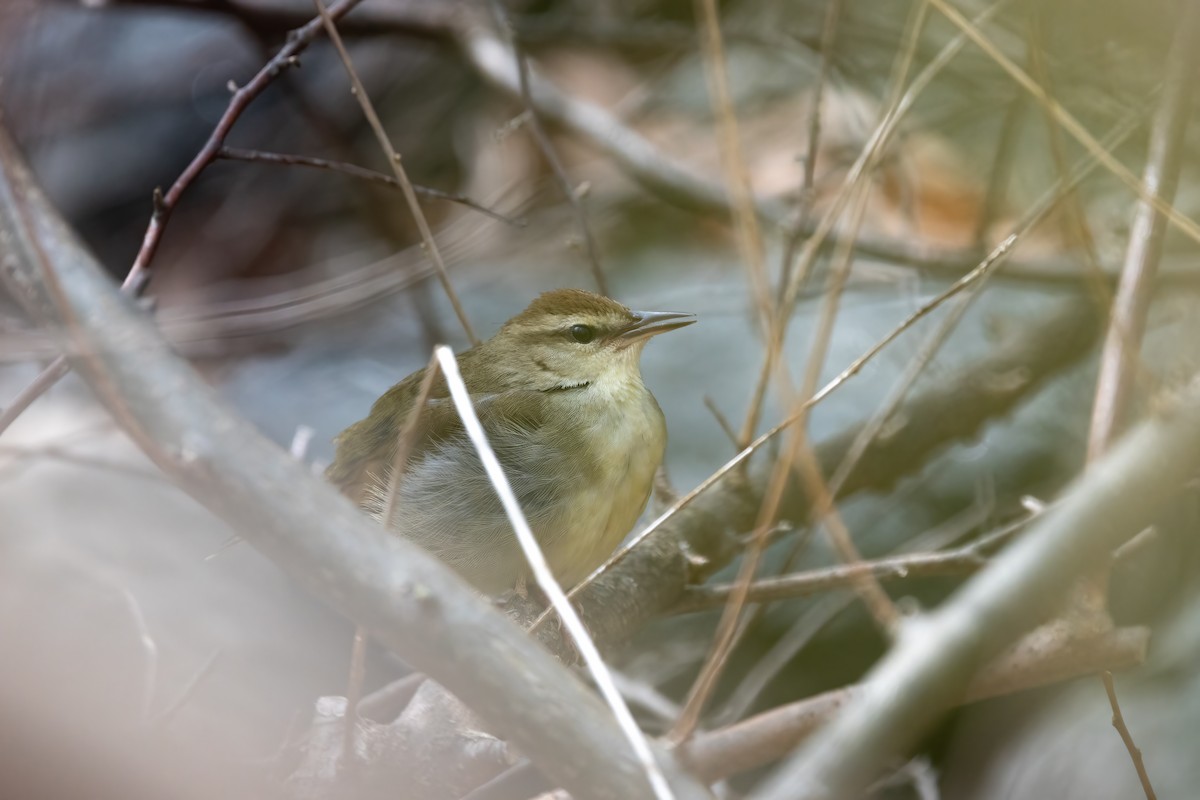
312,0,479,345
129,0,367,290
1101,671,1158,800
775,0,843,303
217,147,524,227
702,395,740,449
487,0,608,295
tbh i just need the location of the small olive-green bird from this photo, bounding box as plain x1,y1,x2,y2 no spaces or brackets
326,289,695,595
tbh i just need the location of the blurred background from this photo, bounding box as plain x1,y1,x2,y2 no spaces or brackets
3,0,1200,797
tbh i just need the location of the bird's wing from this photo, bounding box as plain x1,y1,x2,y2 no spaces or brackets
333,387,584,528
350,389,586,591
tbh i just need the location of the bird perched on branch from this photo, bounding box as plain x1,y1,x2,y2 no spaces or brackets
326,289,695,595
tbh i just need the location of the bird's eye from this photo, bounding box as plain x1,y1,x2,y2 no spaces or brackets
569,324,595,344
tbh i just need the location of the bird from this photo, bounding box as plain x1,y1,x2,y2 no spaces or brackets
326,288,695,595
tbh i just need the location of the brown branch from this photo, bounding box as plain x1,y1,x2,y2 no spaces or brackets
128,0,367,290
0,124,711,800
0,355,68,436
216,147,524,226
684,625,1149,783
1101,671,1158,800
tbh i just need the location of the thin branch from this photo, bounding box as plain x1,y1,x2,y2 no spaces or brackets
0,122,711,800
752,371,1200,800
312,0,479,345
129,0,367,289
1101,671,1158,800
674,532,1017,613
702,395,740,449
217,147,524,227
434,346,677,800
0,355,68,437
487,0,608,295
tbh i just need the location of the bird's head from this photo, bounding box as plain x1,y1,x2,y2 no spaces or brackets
490,289,694,392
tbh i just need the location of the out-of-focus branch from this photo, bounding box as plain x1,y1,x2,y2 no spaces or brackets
1087,2,1200,458
0,126,711,800
683,624,1149,783
751,370,1200,800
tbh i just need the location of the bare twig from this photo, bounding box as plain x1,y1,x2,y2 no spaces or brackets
434,346,677,800
1101,671,1158,800
703,395,740,448
217,146,523,226
486,0,608,295
0,356,68,437
313,0,479,345
130,0,367,289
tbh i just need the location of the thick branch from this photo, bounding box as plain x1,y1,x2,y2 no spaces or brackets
0,127,710,800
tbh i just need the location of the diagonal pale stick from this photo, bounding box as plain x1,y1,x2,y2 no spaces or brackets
434,346,677,800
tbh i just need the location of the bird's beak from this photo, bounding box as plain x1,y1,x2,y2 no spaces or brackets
615,310,696,345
